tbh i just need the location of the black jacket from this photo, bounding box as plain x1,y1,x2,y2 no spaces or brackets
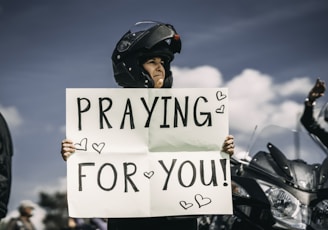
300,103,328,148
108,217,198,230
0,112,13,219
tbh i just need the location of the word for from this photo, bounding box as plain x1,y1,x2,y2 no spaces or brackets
76,96,215,130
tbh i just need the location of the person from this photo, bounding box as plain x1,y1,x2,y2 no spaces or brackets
61,20,235,230
0,112,13,220
300,78,328,148
66,218,107,230
7,200,36,230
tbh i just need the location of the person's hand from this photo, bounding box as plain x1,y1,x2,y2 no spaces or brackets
61,139,75,161
222,135,234,157
155,78,164,88
308,78,326,102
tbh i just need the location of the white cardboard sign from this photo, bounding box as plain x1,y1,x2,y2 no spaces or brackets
66,88,232,218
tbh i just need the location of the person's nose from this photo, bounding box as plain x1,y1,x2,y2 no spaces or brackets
156,63,164,72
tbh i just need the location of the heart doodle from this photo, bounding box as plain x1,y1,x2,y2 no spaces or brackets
179,201,193,210
216,91,227,101
195,194,212,208
143,171,154,179
92,142,105,154
215,105,225,113
74,138,87,151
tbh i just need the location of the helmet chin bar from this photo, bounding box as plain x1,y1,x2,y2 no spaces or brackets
163,71,173,88
141,71,154,88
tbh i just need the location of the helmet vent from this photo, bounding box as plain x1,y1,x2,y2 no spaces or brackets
165,39,172,45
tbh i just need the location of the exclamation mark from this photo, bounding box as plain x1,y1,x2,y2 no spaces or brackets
220,159,228,186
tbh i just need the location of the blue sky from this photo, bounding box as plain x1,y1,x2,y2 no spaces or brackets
1,0,328,227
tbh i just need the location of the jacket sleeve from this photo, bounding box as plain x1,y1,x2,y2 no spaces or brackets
0,112,13,219
300,102,328,148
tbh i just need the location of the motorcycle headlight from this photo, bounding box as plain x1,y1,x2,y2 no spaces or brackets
311,199,328,230
231,181,252,217
231,181,250,198
266,187,307,229
267,188,300,218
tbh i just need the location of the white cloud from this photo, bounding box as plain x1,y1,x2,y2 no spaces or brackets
227,69,275,103
226,69,306,134
274,77,312,97
171,65,311,149
269,100,303,128
172,65,223,88
0,104,23,129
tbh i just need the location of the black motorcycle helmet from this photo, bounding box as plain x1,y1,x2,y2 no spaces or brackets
111,21,181,88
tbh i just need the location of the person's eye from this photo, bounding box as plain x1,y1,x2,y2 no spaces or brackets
146,59,155,64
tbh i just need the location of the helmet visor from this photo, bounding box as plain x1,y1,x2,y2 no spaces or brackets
130,21,162,33
117,21,161,53
117,20,181,54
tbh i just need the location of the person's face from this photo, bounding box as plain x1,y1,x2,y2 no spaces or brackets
22,207,34,217
142,57,165,88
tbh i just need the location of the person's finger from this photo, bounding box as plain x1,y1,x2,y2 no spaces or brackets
61,146,74,154
225,147,234,157
157,79,163,88
62,152,70,161
61,139,75,161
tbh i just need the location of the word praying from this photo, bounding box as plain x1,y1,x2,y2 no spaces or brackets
76,96,213,130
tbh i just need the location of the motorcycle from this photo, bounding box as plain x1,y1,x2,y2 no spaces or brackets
215,125,328,230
